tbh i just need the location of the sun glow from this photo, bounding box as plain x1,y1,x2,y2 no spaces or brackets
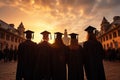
1,0,118,44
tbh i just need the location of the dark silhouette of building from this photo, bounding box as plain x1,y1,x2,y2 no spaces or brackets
0,20,25,51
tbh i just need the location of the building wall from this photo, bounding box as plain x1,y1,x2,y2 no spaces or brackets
0,28,25,51
98,27,120,50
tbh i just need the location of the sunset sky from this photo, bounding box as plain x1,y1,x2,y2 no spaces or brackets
0,0,120,43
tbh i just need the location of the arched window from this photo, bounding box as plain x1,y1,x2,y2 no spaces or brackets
110,42,113,48
0,32,5,39
104,44,106,50
106,35,108,40
107,43,109,49
118,29,120,36
113,32,117,38
6,34,10,41
109,34,112,39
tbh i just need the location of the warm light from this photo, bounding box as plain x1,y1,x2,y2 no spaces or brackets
31,0,35,4
0,0,105,44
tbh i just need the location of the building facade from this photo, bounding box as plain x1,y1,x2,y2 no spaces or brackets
0,20,25,51
97,16,120,50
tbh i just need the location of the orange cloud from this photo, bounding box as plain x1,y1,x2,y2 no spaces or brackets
0,0,120,43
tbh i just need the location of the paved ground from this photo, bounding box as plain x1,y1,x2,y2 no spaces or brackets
104,61,120,80
0,60,120,80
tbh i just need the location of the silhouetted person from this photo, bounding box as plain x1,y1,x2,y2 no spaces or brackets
83,26,106,80
52,32,69,80
68,33,84,80
33,31,52,80
110,48,116,61
16,30,37,80
13,47,18,61
107,47,113,61
116,48,120,60
0,49,3,61
9,47,14,61
3,46,9,62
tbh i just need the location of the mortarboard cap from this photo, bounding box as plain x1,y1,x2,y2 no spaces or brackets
41,30,51,35
54,32,63,39
24,30,34,34
69,33,78,39
40,30,51,40
24,30,34,39
85,26,96,33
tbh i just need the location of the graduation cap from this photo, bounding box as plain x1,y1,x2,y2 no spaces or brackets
54,32,63,39
24,30,34,39
69,33,78,39
40,30,51,41
85,26,96,33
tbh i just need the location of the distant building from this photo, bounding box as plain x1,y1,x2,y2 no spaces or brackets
62,29,70,46
0,20,25,51
97,16,120,50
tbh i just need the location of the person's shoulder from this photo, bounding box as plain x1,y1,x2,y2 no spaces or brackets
27,40,36,45
18,41,25,47
51,43,57,48
78,45,82,49
97,40,102,44
83,41,89,45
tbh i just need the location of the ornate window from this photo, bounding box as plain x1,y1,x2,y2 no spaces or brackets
15,37,17,42
104,44,106,50
11,36,14,42
107,43,109,49
118,29,120,36
106,35,108,40
0,31,5,39
103,37,105,41
6,34,10,41
110,42,113,48
109,34,112,39
113,32,117,38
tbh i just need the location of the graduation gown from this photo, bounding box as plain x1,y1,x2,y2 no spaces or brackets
83,40,106,80
16,40,37,80
51,43,69,80
68,45,84,80
33,41,52,80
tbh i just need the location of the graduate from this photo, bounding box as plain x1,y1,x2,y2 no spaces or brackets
83,26,106,80
33,30,52,80
68,33,84,80
16,30,37,80
52,32,69,80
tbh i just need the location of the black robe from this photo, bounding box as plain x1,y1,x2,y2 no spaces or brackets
68,45,84,80
83,40,106,80
16,40,37,80
33,41,52,80
51,43,69,80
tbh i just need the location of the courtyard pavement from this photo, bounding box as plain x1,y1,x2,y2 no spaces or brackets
0,60,120,80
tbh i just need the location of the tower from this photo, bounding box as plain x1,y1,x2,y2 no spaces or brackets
62,29,70,46
17,22,25,37
101,17,110,33
112,16,120,26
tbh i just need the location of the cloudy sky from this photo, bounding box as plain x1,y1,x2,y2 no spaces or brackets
0,0,120,43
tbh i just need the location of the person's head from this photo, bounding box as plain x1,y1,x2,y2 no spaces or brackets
69,33,78,45
87,33,96,41
85,26,96,41
54,32,63,39
24,30,34,40
41,30,51,42
54,32,64,44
